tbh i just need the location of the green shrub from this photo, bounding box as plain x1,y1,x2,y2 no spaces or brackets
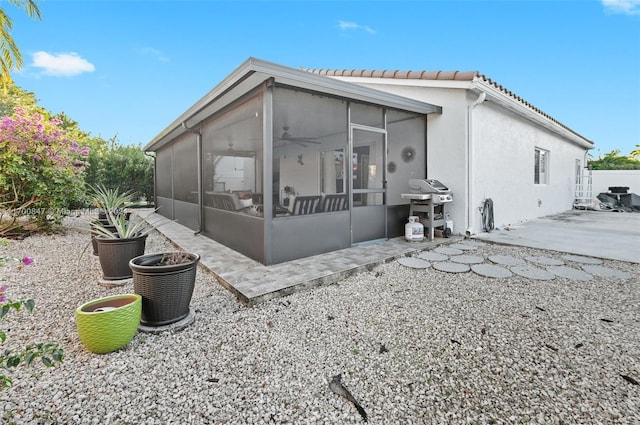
85,143,154,203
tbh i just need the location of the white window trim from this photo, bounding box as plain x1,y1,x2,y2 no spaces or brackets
534,147,549,185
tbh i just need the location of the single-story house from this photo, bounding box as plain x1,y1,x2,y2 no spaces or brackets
144,57,593,265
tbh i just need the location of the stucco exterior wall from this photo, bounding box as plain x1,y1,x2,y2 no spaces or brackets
472,103,587,231
329,77,590,234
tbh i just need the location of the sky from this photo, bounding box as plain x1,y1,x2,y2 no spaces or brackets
10,0,640,157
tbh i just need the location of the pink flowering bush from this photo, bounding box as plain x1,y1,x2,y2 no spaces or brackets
0,108,89,235
0,239,63,388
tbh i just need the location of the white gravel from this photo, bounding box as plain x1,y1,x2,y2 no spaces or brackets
1,216,638,424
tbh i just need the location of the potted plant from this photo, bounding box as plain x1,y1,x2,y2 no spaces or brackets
92,212,162,281
129,252,200,326
89,185,133,255
90,221,117,256
91,184,134,220
75,294,142,354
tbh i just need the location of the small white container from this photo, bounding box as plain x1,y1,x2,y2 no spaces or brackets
405,216,424,242
445,220,453,234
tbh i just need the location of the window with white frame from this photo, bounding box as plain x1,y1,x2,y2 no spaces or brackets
534,148,549,184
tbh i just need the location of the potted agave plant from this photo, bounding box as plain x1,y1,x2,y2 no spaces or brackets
90,185,133,256
92,211,163,281
91,184,134,219
129,251,200,326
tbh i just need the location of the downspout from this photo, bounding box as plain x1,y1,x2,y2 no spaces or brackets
144,152,156,207
182,122,203,235
466,91,486,237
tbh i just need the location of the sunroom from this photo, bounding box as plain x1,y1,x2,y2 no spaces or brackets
145,58,442,265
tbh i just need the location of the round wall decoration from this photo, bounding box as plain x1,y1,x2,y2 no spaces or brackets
401,146,416,163
387,161,397,173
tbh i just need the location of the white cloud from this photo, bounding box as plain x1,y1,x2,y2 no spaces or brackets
139,46,169,63
31,51,95,76
338,20,376,35
602,0,640,15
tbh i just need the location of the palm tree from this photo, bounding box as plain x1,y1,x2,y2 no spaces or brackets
0,0,41,93
630,144,640,160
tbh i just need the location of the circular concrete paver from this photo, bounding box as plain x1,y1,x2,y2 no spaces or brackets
581,265,632,279
450,254,485,264
432,261,470,273
397,257,431,269
547,266,593,281
561,254,603,265
525,256,565,266
417,251,449,262
434,247,464,256
448,243,478,251
510,265,556,280
471,263,513,278
488,255,526,266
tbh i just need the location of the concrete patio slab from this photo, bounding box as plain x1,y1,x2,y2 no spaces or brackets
473,210,640,263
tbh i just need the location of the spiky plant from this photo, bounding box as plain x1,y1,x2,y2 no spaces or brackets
90,184,133,222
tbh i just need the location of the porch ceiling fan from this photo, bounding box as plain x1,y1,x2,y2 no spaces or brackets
210,139,255,157
277,126,321,147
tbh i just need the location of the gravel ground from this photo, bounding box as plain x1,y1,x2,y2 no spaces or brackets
0,216,638,424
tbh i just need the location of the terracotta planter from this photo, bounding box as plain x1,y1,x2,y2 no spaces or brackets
96,236,147,280
75,294,142,354
130,253,199,326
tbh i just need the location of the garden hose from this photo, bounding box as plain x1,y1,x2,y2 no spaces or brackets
482,198,495,232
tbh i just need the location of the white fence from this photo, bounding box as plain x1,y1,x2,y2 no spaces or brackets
591,170,640,195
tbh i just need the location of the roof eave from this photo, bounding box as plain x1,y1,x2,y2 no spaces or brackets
471,80,594,150
145,58,442,152
320,73,593,150
252,58,442,114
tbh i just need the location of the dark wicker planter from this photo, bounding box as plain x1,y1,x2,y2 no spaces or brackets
129,253,200,326
90,221,117,256
96,236,147,280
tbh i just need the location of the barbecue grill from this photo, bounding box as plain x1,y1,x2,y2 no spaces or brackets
402,179,453,240
408,179,453,204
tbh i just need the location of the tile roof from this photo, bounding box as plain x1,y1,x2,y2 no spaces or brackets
304,67,592,145
305,68,480,81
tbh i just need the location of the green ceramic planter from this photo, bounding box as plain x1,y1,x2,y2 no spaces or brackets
75,294,142,354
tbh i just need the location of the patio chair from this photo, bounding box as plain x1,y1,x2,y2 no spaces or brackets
290,195,322,215
321,194,348,212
